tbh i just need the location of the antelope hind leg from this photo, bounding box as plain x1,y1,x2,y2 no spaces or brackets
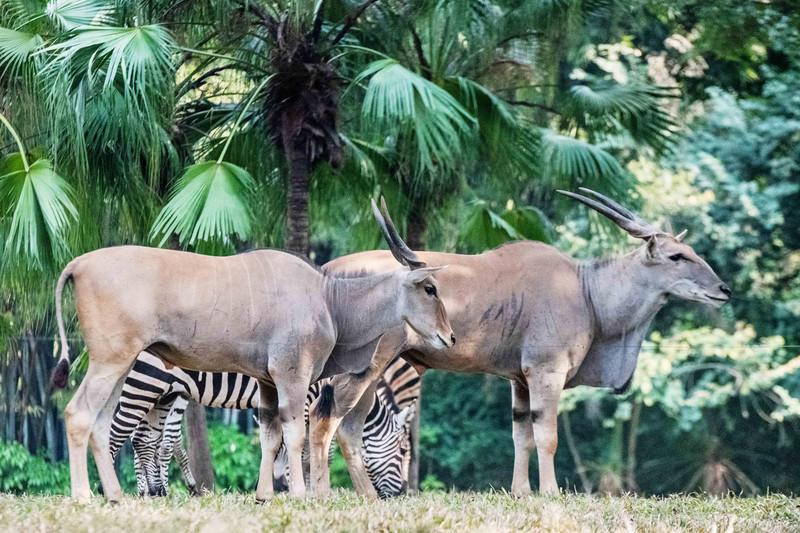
66,359,133,502
510,380,534,497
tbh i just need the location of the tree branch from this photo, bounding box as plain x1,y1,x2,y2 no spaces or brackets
410,27,432,80
309,0,326,43
237,0,278,38
330,0,381,46
497,31,542,48
561,412,592,494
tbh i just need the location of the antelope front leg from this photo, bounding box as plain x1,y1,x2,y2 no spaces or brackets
336,381,378,498
255,384,281,502
308,373,378,498
309,327,406,497
525,367,567,494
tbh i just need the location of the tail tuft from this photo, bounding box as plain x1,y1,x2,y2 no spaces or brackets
50,358,70,389
51,259,77,391
313,383,335,418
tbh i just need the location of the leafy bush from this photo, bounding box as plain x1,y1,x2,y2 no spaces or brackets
207,423,261,491
0,440,69,494
206,422,353,491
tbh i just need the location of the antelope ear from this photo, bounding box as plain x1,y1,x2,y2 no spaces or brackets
406,265,447,284
645,236,662,262
675,229,688,242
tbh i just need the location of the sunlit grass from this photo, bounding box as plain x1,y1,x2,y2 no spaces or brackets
1,491,798,532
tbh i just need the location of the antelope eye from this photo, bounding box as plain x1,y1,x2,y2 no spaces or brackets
424,285,437,296
669,253,686,262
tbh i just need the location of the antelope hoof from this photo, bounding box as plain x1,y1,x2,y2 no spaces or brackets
538,486,560,496
511,486,532,498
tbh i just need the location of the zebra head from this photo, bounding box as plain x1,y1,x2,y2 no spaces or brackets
363,403,416,499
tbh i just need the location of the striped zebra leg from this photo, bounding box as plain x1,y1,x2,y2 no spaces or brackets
133,396,177,497
132,438,147,496
109,354,175,459
132,423,164,497
155,397,192,496
172,432,199,496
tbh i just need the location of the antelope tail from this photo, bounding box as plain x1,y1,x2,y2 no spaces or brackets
50,260,77,389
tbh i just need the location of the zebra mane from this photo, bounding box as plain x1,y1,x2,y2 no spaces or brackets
375,377,400,414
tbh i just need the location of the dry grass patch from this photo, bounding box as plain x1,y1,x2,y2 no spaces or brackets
0,491,798,532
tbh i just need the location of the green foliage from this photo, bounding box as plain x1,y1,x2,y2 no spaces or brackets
207,423,261,491
420,371,516,490
0,440,69,494
458,200,554,252
201,423,353,491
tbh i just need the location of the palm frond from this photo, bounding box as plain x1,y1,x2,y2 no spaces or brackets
150,161,255,251
501,204,554,244
42,23,176,180
0,154,77,266
565,82,679,153
355,58,476,178
448,77,541,181
0,27,43,81
540,129,632,194
458,199,555,253
43,24,175,99
45,0,110,29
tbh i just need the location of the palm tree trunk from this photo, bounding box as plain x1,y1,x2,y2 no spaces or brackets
406,210,427,251
186,400,215,493
285,147,311,256
625,401,642,493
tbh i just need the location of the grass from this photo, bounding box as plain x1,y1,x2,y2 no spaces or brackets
1,491,798,532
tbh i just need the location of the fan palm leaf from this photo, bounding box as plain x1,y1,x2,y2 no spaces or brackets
355,58,476,178
447,76,542,181
566,82,679,153
45,0,110,29
0,28,43,81
43,24,175,100
150,161,255,251
0,154,77,266
41,23,176,178
540,129,632,194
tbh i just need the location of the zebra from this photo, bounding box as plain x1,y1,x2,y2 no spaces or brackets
109,352,420,498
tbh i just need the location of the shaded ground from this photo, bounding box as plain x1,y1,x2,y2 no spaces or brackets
1,491,798,532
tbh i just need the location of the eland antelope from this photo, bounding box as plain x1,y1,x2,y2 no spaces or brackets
308,189,730,497
50,200,454,502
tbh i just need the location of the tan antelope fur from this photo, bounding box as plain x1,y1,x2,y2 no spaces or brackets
309,189,730,496
50,199,454,502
